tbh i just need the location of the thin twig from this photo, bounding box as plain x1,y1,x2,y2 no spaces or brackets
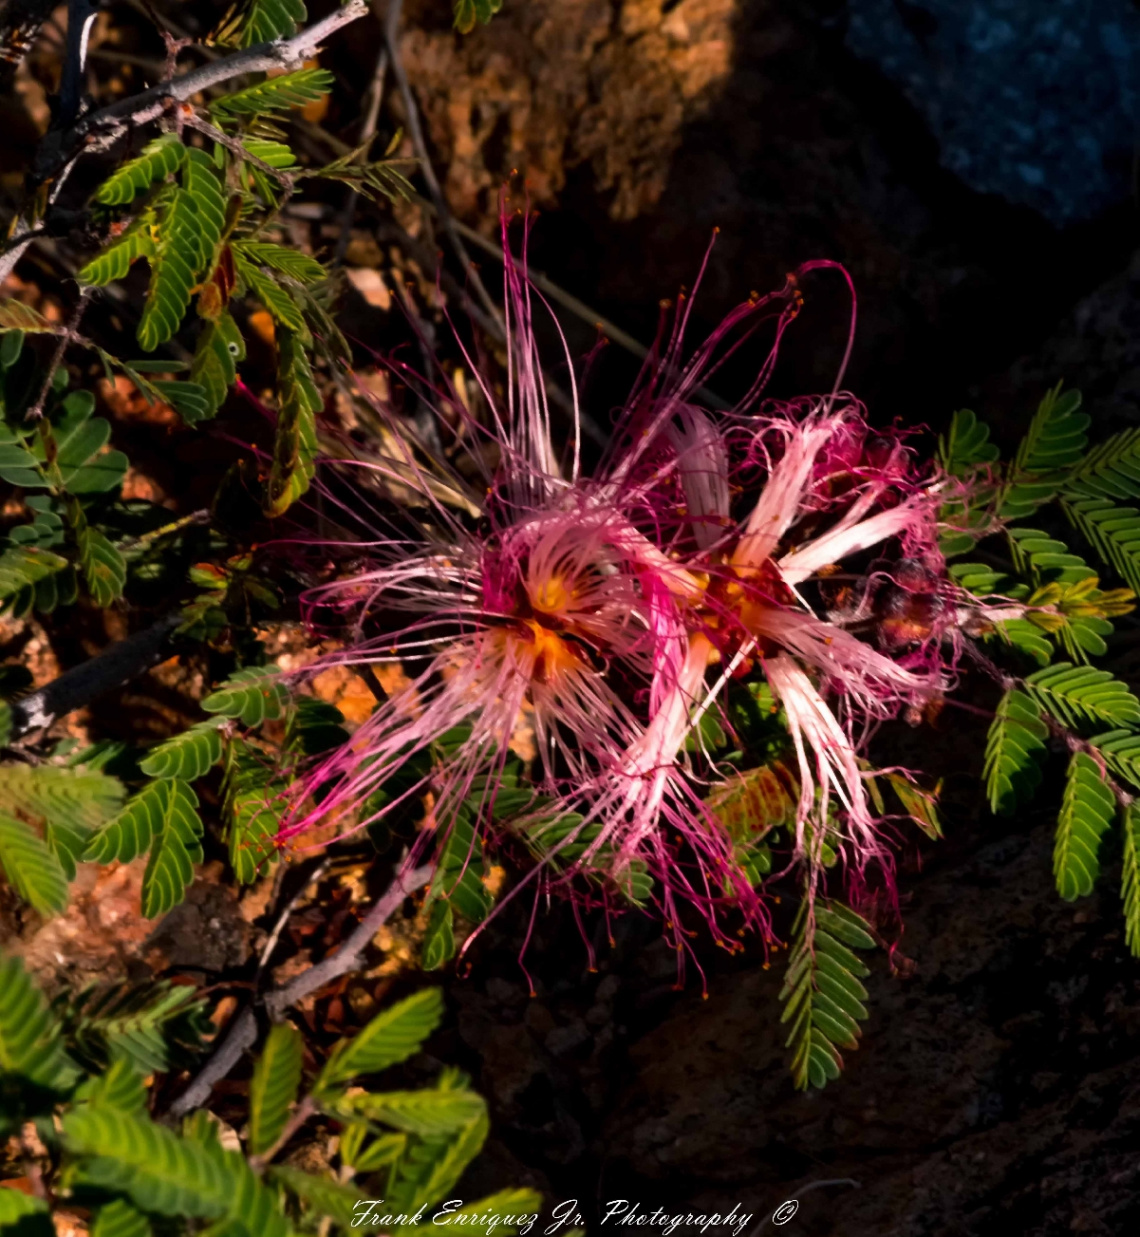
168,862,433,1117
254,857,333,986
181,112,296,188
24,288,92,421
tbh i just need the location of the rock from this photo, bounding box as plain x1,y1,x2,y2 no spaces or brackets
846,0,1140,226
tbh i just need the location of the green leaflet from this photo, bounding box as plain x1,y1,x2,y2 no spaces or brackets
0,1189,49,1226
0,954,79,1091
0,543,70,616
139,719,226,780
1025,662,1140,729
264,327,319,516
1000,384,1090,520
211,68,333,117
137,188,204,351
1063,496,1140,594
384,1106,489,1215
1053,751,1115,901
316,989,444,1092
778,899,875,1091
203,666,289,726
235,251,307,332
84,780,203,918
1123,805,1140,958
937,408,1000,477
47,389,129,494
78,219,157,286
0,811,69,915
248,1023,303,1156
222,738,284,884
190,313,245,420
75,1058,148,1113
232,241,325,284
1063,425,1140,501
57,980,209,1075
453,0,503,35
332,1085,487,1137
94,135,186,206
213,0,307,48
267,1165,361,1229
90,1200,152,1237
984,689,1048,815
183,149,227,270
70,501,127,607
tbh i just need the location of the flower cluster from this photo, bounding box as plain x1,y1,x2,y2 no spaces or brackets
283,229,997,954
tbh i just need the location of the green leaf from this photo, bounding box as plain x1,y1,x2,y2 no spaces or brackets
332,1085,486,1136
190,312,245,420
84,780,203,917
0,812,69,915
241,138,298,170
937,408,1000,477
76,523,127,607
137,188,203,351
202,666,289,726
231,241,325,284
1053,751,1115,901
94,135,186,206
0,1189,49,1226
1063,496,1140,595
77,219,157,286
0,954,79,1090
385,1107,489,1215
264,327,319,516
211,68,333,117
0,764,125,834
983,689,1048,814
317,989,444,1091
1025,662,1140,729
90,1200,152,1237
222,738,284,884
0,544,69,615
778,899,875,1091
267,1166,361,1229
235,252,306,331
248,1023,303,1156
75,1058,148,1113
1000,384,1089,520
1123,804,1140,958
1063,426,1140,501
63,1106,288,1237
213,0,307,49
182,148,227,271
59,979,209,1075
139,720,226,780
426,1190,543,1237
422,899,456,971
51,390,128,493
142,784,204,918
453,0,503,35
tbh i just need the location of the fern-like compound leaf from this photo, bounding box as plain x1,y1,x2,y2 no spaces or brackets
182,149,227,271
1025,662,1140,729
141,782,204,918
1000,386,1090,520
190,311,245,420
779,899,874,1091
332,1085,486,1137
383,1105,489,1214
1054,751,1115,901
0,543,69,614
1064,425,1140,501
90,1200,153,1237
213,0,307,48
232,241,325,284
937,408,1000,477
248,1022,303,1155
264,326,319,515
203,666,289,726
52,390,129,493
58,979,209,1074
1123,805,1140,958
221,739,284,884
211,68,333,117
1090,729,1140,789
75,1058,148,1113
0,811,69,914
137,188,203,351
139,719,226,780
1006,526,1095,585
983,689,1047,815
234,251,306,331
267,1166,362,1228
94,134,186,206
0,954,79,1091
0,1189,49,1225
1063,496,1140,594
78,219,157,286
317,989,444,1092
0,763,124,832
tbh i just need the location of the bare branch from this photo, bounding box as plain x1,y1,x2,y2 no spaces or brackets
168,862,434,1117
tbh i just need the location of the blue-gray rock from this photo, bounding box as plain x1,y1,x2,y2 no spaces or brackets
846,0,1140,224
